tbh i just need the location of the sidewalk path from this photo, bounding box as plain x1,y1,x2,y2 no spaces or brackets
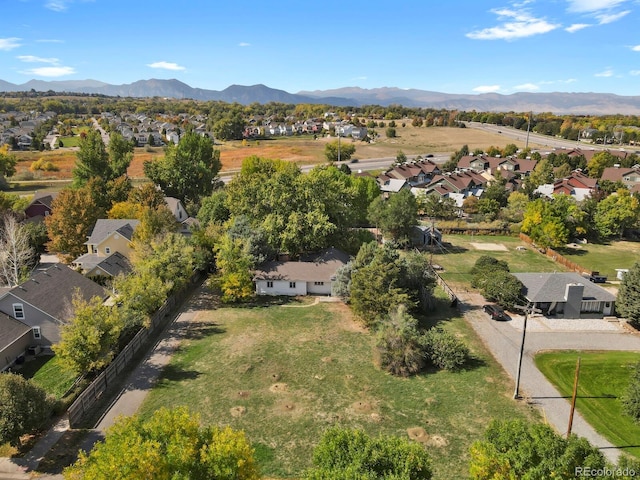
458,292,640,464
0,284,210,479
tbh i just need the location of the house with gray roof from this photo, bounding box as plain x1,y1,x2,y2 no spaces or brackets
0,313,32,371
72,219,139,276
513,272,616,319
0,264,109,348
254,247,350,296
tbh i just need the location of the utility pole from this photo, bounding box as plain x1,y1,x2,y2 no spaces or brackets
513,303,540,399
525,111,532,150
567,356,581,438
337,128,341,163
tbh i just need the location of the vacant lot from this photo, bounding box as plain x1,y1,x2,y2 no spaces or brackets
556,241,640,280
432,234,568,288
536,350,640,459
10,125,546,182
140,293,536,479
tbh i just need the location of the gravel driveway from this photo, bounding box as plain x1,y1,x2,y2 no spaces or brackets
458,292,640,464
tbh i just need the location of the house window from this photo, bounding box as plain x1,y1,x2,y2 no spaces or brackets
32,326,41,340
105,247,111,254
13,303,24,320
314,281,324,286
267,281,273,288
289,282,296,289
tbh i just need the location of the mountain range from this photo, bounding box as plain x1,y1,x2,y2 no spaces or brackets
2,78,639,115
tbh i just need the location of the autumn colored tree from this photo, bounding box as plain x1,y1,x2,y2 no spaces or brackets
0,145,18,189
45,185,107,262
64,407,259,480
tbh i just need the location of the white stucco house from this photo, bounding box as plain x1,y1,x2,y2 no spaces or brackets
253,248,350,296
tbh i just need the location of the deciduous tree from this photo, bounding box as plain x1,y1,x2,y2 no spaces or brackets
0,145,18,189
367,189,418,245
64,407,259,480
0,374,52,446
324,140,356,162
305,427,432,480
0,214,35,287
616,262,640,328
54,295,122,375
594,189,640,239
143,132,221,206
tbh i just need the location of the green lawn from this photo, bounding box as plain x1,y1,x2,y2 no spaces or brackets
432,234,568,287
555,241,640,280
140,292,537,479
18,355,78,400
535,351,640,459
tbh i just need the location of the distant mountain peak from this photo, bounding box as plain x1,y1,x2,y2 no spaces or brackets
0,78,639,114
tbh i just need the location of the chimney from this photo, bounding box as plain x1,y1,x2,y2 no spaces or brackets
563,283,584,319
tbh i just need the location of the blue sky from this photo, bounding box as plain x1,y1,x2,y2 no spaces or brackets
2,0,639,96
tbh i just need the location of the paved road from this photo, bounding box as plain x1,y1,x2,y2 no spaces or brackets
458,292,640,463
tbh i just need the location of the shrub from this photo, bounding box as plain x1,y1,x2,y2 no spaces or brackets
375,306,426,377
0,373,53,446
305,427,432,480
622,362,640,423
423,327,469,370
30,158,59,172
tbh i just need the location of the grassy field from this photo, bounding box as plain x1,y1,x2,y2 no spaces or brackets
431,234,568,288
9,125,547,183
536,350,640,459
555,241,640,280
140,291,537,479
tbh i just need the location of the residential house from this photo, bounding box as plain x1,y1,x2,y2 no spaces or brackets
254,248,350,297
378,159,441,188
410,225,442,248
0,264,109,347
601,165,640,191
535,170,598,201
513,272,616,319
0,312,32,371
72,219,139,276
164,197,189,222
25,191,58,219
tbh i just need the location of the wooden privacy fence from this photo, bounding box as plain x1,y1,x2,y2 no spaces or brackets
67,272,202,428
431,268,458,307
518,233,590,274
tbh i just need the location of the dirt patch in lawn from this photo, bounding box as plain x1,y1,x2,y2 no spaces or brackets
269,382,289,393
470,242,509,251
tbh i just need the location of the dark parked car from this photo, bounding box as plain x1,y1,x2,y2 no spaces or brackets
483,304,508,321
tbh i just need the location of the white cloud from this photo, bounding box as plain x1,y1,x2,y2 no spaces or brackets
565,23,591,32
630,70,640,76
20,66,76,77
17,55,59,64
473,85,501,93
514,83,540,91
595,9,630,23
45,1,69,11
566,0,628,13
238,42,251,47
466,8,559,40
0,37,22,51
631,45,640,51
147,61,186,71
595,68,614,77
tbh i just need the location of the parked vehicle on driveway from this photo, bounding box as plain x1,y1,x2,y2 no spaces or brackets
483,304,508,321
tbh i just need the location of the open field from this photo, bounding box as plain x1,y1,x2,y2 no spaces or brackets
556,241,640,280
9,125,547,183
432,234,569,288
536,350,640,459
139,292,537,479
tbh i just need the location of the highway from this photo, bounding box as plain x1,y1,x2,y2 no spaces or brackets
465,121,632,153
